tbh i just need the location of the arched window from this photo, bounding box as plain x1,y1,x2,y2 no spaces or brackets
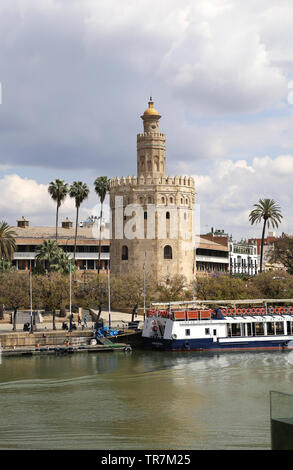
164,245,172,259
122,246,128,260
166,211,170,219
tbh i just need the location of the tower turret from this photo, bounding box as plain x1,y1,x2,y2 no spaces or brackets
137,98,166,179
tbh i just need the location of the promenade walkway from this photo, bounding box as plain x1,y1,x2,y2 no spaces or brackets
0,310,144,332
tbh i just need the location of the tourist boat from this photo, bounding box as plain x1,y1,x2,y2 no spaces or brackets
142,300,293,351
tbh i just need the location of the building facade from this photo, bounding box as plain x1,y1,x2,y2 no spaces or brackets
229,239,258,276
201,228,258,276
195,237,229,276
109,98,196,283
12,217,110,271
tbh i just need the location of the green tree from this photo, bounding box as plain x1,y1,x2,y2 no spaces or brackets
94,176,110,275
269,235,293,275
33,273,70,330
35,240,61,272
157,275,192,302
0,221,16,261
69,181,90,260
0,272,30,330
249,198,283,273
48,179,68,241
251,271,293,299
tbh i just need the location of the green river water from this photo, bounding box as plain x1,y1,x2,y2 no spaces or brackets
0,350,293,450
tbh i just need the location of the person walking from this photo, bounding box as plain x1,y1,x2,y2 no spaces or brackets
83,314,87,329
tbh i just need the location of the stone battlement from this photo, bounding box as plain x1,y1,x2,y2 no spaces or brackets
109,175,195,188
137,132,165,138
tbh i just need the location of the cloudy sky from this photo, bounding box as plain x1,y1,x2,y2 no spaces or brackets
0,0,293,239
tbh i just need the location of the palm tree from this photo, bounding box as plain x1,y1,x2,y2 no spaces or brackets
0,221,16,261
94,176,110,275
249,198,283,273
35,240,61,272
48,179,68,241
69,181,90,260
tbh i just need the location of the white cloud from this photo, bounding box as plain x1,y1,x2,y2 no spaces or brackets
193,154,292,238
0,174,99,226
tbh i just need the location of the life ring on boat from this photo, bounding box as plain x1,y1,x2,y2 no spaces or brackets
236,309,241,314
280,307,285,314
289,307,293,313
284,307,289,314
152,325,158,332
269,307,274,314
275,308,280,314
260,308,266,314
251,308,255,314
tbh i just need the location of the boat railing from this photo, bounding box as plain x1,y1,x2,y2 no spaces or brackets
147,305,293,321
146,309,213,321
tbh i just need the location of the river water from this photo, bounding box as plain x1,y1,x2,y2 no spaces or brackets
0,350,293,450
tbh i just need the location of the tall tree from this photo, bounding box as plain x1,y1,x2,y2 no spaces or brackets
269,235,293,274
0,272,30,331
48,179,68,241
35,240,72,273
0,221,16,261
94,176,110,275
249,198,283,273
69,181,90,260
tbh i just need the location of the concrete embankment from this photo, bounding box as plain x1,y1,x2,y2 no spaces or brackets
0,330,128,356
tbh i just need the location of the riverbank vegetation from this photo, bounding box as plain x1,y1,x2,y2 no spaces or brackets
0,270,293,320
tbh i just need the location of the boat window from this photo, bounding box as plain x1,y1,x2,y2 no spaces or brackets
213,329,217,336
246,323,252,336
287,321,292,335
275,322,284,335
231,323,241,336
205,328,210,335
255,322,264,336
185,329,190,336
267,322,275,335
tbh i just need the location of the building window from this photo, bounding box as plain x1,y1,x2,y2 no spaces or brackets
122,245,128,260
164,245,172,259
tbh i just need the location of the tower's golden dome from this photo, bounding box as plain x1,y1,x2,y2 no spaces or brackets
143,97,159,116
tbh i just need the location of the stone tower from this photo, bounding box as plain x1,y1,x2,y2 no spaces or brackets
110,98,195,283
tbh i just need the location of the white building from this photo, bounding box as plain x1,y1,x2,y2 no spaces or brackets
229,239,258,276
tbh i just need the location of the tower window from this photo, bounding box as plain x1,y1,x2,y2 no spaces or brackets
122,246,128,260
166,211,170,219
144,211,147,220
164,245,172,259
